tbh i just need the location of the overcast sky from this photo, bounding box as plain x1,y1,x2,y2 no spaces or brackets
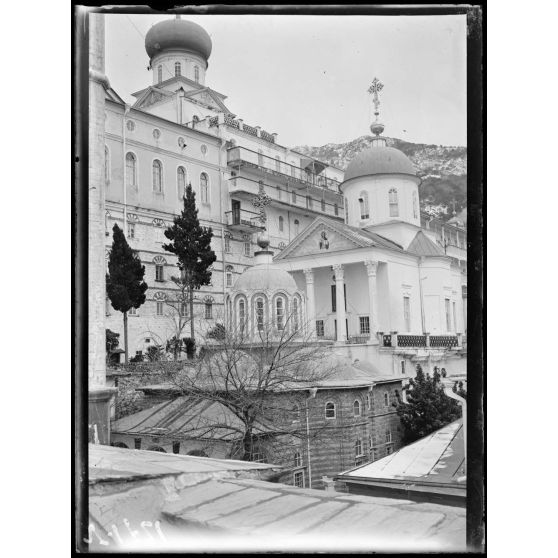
105,13,466,148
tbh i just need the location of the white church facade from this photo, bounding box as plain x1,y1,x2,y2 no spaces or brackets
102,16,467,378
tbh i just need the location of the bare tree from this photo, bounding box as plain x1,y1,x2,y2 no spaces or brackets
160,311,337,462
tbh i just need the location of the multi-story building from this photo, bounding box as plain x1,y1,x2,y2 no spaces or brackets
103,16,345,357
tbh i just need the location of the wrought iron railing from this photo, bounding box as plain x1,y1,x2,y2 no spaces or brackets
382,334,392,347
224,208,263,229
429,335,459,349
227,146,342,193
397,335,427,348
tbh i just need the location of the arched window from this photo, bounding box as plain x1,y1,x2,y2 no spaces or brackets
148,445,166,453
294,219,300,236
152,159,163,192
224,233,231,253
325,401,336,419
389,188,399,217
194,65,200,83
226,265,234,288
205,299,213,319
366,393,371,410
126,152,137,187
413,190,418,219
294,451,302,467
238,298,246,334
278,215,284,232
384,392,390,407
292,296,300,332
175,61,181,77
157,65,162,84
104,146,110,184
359,191,370,219
353,399,361,416
355,439,362,456
275,296,285,330
177,166,186,199
255,296,265,331
200,173,209,203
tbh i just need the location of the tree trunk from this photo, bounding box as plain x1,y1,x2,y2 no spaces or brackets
189,285,195,345
123,311,129,364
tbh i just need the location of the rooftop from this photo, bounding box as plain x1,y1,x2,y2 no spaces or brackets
87,444,465,552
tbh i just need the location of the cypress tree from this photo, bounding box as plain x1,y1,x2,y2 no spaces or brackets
106,224,148,363
163,184,216,345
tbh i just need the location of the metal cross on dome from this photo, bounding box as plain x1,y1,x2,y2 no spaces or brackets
252,181,272,225
367,77,384,115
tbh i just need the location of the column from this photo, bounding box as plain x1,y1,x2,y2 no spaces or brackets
303,269,316,338
333,264,346,342
364,260,379,344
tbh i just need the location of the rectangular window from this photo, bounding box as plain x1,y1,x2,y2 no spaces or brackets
401,360,406,375
359,316,370,335
445,298,452,331
292,190,297,203
155,264,164,282
306,196,312,209
156,301,164,316
129,306,137,316
293,471,304,488
334,204,339,216
316,320,324,337
403,296,411,332
205,303,213,319
224,235,231,253
128,223,135,239
172,441,180,454
134,438,141,450
453,301,457,333
105,298,111,317
180,302,188,317
331,285,336,312
244,237,251,257
385,430,392,443
386,445,393,455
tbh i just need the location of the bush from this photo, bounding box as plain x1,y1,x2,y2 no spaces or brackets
183,337,196,359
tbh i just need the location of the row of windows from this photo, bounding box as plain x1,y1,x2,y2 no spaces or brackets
157,62,200,83
106,149,211,203
352,189,419,221
122,299,213,319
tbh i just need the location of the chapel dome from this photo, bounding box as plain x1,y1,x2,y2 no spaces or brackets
232,262,298,295
343,146,416,182
145,18,212,62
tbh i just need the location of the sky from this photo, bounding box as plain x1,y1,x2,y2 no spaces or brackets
105,13,467,148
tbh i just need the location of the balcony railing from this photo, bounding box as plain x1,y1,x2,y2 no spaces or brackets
381,333,460,349
346,335,370,345
397,335,427,348
227,146,342,193
224,208,264,232
429,335,459,349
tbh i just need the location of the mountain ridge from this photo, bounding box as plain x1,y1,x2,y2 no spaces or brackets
293,135,467,220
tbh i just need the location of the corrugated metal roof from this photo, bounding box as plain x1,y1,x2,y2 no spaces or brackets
339,419,464,486
407,230,446,257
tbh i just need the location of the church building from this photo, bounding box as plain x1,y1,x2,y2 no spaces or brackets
102,15,467,379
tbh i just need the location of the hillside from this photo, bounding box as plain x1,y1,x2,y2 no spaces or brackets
293,136,467,220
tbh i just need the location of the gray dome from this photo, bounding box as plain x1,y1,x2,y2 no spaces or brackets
145,18,212,61
344,146,416,181
233,262,298,294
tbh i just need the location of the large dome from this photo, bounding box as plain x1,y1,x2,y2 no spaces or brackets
233,262,298,294
145,18,212,61
344,146,416,181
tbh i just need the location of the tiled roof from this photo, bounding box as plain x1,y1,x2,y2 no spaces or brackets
407,230,446,257
88,444,466,552
339,419,465,486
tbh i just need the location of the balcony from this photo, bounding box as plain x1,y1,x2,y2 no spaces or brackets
227,146,342,194
381,333,460,350
225,208,265,233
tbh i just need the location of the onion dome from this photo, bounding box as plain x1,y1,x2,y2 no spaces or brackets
145,17,212,62
344,146,417,181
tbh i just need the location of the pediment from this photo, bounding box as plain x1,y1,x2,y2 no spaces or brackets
276,218,370,260
183,88,230,112
133,87,173,109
